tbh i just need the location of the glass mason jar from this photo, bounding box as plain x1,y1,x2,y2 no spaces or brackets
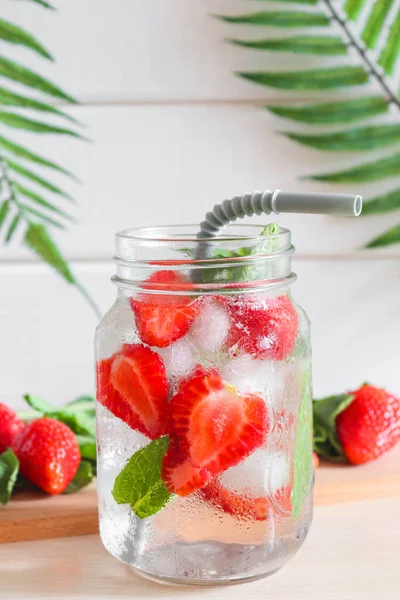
95,224,313,586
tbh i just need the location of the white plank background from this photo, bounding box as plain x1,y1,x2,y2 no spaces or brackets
0,0,399,409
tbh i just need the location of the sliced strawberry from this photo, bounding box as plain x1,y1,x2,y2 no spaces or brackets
130,271,202,348
201,480,270,521
201,449,292,520
161,370,269,496
96,343,168,439
223,294,298,361
162,441,211,497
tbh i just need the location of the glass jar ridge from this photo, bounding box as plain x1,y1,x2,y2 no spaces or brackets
112,224,295,295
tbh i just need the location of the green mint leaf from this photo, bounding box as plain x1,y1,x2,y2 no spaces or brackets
312,393,354,459
23,394,96,437
51,412,96,437
66,395,95,413
112,436,172,519
260,223,280,237
76,435,97,462
63,460,93,494
292,364,313,519
23,393,57,414
0,448,19,505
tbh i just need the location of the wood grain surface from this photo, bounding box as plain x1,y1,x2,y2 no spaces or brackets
1,496,400,600
1,445,399,544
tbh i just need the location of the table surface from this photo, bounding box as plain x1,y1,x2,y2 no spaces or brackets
1,493,399,600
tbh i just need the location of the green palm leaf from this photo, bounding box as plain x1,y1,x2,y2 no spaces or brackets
8,160,74,201
221,0,400,245
307,153,400,183
18,0,54,8
0,135,75,178
362,0,394,49
0,87,78,123
0,19,52,59
284,124,400,151
268,96,388,124
0,57,76,103
24,224,100,315
0,200,11,230
24,223,75,283
361,189,400,215
0,5,98,313
238,66,368,90
228,36,346,55
4,214,21,243
366,224,400,248
0,112,83,138
378,9,400,75
21,205,64,229
13,183,75,222
344,0,367,20
216,12,329,27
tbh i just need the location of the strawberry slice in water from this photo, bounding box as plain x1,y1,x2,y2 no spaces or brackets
96,344,169,439
201,450,293,521
130,271,202,348
223,294,299,361
201,481,270,521
161,369,269,496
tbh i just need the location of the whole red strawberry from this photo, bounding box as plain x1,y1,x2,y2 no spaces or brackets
12,418,80,494
0,403,25,453
336,385,400,465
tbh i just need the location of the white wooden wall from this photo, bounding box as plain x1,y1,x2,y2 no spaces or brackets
1,0,399,409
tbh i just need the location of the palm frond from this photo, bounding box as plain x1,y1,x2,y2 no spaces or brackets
0,87,79,123
0,135,76,178
228,36,347,55
238,66,368,89
17,0,55,8
0,18,52,59
0,1,98,314
219,0,400,248
0,111,84,137
0,57,77,103
366,224,400,248
361,189,400,215
361,0,394,49
216,12,329,27
7,160,74,201
268,97,388,124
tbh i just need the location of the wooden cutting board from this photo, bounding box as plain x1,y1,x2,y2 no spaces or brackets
1,445,399,544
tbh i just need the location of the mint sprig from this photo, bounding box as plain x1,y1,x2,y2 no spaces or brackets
23,393,96,437
0,448,20,505
112,436,172,519
64,460,94,494
313,393,354,460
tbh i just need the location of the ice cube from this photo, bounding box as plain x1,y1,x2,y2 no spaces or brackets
157,337,198,381
219,449,291,497
220,353,268,395
190,299,230,353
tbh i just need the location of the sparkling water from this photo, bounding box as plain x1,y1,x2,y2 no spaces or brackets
96,292,313,584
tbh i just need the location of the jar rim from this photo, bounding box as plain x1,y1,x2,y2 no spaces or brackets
116,223,290,244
